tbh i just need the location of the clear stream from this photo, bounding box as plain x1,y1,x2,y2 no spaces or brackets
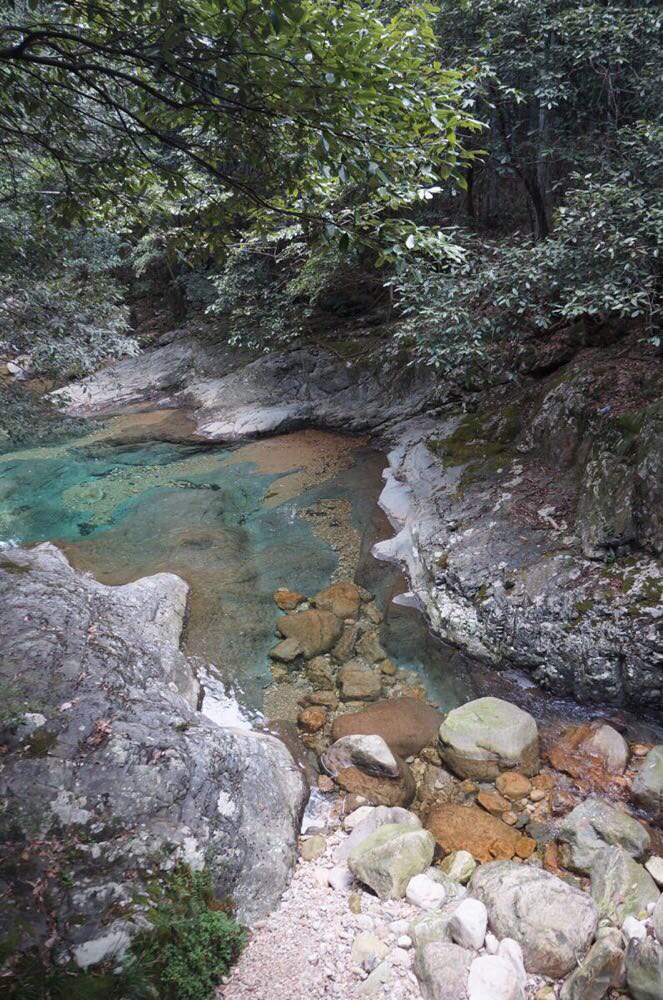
1,409,660,740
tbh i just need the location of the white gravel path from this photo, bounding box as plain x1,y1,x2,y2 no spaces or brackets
219,829,423,1000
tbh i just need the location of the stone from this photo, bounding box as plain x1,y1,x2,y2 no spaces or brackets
425,804,522,863
316,772,334,792
306,689,339,709
514,836,536,859
560,930,625,1000
626,937,663,1000
364,602,383,624
558,797,650,874
343,805,375,831
331,697,442,758
581,724,629,774
273,587,306,610
356,630,388,664
414,941,472,1000
406,873,448,911
632,746,663,815
300,835,326,861
498,939,527,985
0,544,308,969
439,850,476,885
305,655,334,689
269,636,302,662
496,772,532,800
327,866,353,891
322,734,399,778
277,608,343,658
622,916,647,943
589,846,659,924
338,659,382,701
331,622,360,663
313,581,362,620
297,705,327,733
468,955,524,1000
476,789,510,815
438,698,539,781
335,757,415,808
359,961,394,995
654,895,663,944
351,931,388,970
449,899,488,950
338,805,421,860
644,855,663,888
470,860,599,977
348,823,435,899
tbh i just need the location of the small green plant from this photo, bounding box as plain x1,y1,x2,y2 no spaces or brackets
129,867,246,1000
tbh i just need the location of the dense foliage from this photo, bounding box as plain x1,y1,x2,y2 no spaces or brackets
0,0,660,381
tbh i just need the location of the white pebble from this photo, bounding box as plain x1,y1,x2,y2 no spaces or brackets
397,935,412,949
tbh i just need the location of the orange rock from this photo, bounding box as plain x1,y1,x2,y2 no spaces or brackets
297,706,327,733
515,836,537,859
532,772,556,791
425,804,522,863
496,772,532,800
278,608,343,658
312,581,362,619
331,697,442,758
477,789,510,816
318,774,335,793
274,587,306,611
335,758,415,808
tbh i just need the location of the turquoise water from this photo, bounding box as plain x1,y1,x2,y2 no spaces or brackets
0,422,392,706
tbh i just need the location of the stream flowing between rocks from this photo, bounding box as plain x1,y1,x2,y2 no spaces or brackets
0,408,659,743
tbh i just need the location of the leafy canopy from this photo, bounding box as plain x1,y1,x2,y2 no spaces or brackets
0,0,478,248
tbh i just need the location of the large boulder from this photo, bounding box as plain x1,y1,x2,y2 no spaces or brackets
558,797,650,873
414,941,472,1000
626,938,663,1000
589,846,660,924
276,607,343,657
348,823,435,899
425,804,523,863
337,806,421,861
331,697,442,757
0,545,307,969
580,724,629,774
632,746,663,815
470,861,599,978
438,698,539,780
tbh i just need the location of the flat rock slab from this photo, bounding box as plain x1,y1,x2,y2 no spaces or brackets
277,608,343,658
331,697,442,757
438,697,539,781
470,860,598,978
425,804,524,863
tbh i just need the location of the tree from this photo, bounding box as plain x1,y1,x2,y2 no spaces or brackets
0,0,477,247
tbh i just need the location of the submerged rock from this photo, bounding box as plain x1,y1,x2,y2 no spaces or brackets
331,697,442,757
438,697,539,780
0,545,307,967
277,607,343,658
470,861,598,977
312,580,362,619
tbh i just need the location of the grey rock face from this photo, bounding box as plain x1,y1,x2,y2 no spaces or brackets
470,861,598,978
560,930,625,1000
558,797,650,874
0,545,307,967
589,846,660,924
438,697,539,780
